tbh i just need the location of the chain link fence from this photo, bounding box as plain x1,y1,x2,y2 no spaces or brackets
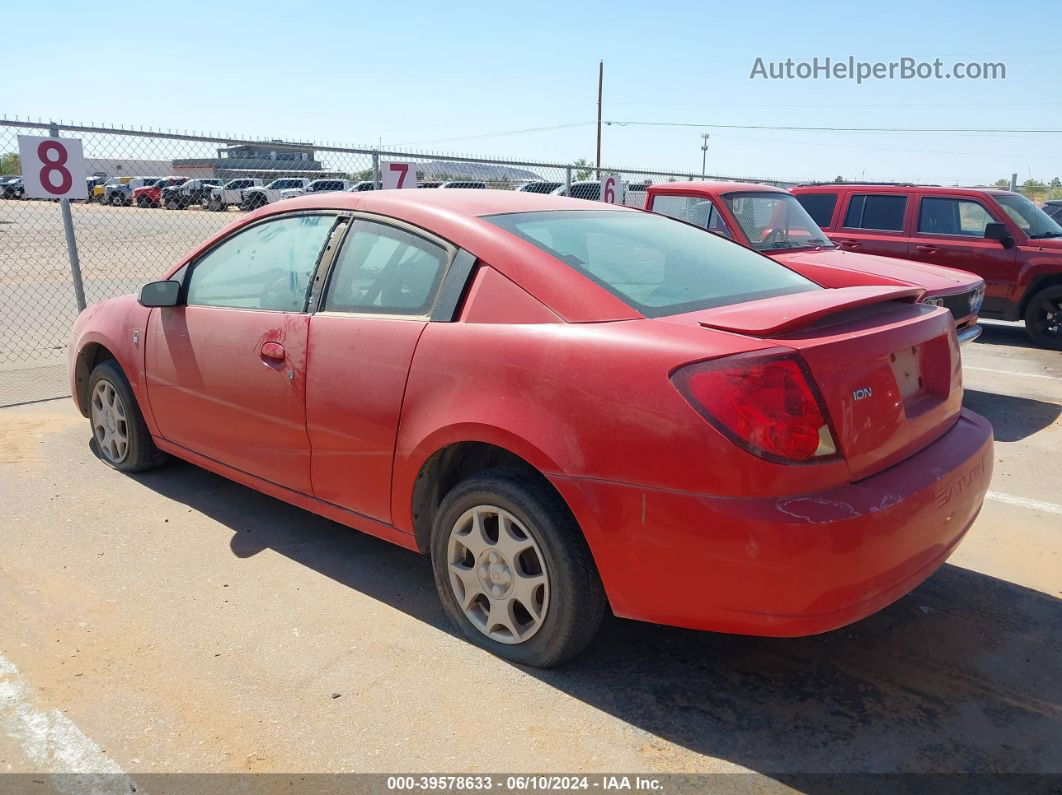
0,118,798,406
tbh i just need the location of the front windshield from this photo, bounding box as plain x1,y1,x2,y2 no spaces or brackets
724,192,835,251
486,210,819,317
995,193,1062,239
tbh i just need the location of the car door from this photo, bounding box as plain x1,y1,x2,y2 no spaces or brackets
832,191,913,259
907,193,1017,304
145,211,343,494
306,217,455,522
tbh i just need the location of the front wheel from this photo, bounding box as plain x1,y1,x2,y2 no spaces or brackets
87,360,166,472
1024,285,1062,350
431,468,607,668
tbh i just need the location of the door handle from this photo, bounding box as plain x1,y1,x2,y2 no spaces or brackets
915,245,937,253
260,341,286,361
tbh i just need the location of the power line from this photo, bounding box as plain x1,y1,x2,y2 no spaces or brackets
607,120,1062,134
390,121,594,147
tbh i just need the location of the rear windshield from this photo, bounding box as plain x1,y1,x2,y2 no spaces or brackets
485,210,819,317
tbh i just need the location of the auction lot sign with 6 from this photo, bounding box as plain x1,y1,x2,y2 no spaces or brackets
600,174,625,205
381,161,417,189
18,135,88,200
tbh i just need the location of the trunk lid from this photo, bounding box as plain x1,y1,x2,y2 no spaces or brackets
663,286,963,480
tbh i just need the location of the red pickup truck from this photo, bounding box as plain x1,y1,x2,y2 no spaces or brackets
790,183,1062,349
132,176,187,208
645,182,985,343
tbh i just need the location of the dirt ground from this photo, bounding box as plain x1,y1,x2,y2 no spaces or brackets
0,321,1059,787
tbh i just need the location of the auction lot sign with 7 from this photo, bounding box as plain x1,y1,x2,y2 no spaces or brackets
381,161,417,189
17,135,88,200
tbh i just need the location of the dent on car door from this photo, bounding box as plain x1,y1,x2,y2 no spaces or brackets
306,218,455,523
144,212,340,493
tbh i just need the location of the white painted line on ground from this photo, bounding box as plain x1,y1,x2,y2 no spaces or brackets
0,655,137,794
986,491,1062,516
964,366,1058,381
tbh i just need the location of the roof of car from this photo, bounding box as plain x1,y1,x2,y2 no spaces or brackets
274,186,639,217
791,183,1018,197
648,180,787,196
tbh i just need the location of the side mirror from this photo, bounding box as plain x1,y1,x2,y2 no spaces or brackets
138,280,181,307
984,222,1013,246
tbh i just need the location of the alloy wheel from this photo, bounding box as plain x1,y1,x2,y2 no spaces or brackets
446,505,550,644
90,379,129,464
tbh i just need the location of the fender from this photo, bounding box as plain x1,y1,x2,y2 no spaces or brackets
69,296,156,432
391,418,570,535
1014,255,1062,304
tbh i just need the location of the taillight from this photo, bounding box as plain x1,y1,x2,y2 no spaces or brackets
671,350,839,464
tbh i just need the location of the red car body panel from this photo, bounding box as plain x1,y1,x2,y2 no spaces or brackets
645,182,984,333
69,189,993,638
132,177,187,207
790,183,1062,322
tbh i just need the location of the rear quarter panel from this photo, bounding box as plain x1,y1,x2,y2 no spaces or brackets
390,319,854,535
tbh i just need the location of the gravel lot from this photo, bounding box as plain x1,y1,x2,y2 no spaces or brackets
0,322,1059,786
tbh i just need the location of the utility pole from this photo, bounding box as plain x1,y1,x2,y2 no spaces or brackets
596,60,603,179
700,133,710,178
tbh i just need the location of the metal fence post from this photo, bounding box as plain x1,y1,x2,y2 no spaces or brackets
50,123,86,312
565,166,572,195
372,151,381,190
1010,173,1018,192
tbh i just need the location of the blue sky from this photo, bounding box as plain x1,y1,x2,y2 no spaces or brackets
5,0,1061,184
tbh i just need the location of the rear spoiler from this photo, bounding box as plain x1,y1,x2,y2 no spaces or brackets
696,286,924,336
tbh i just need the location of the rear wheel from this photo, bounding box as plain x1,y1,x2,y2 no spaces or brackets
1024,285,1062,350
431,468,606,668
87,360,165,472
109,192,124,206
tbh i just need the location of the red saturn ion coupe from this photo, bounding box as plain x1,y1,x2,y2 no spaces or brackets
69,189,993,667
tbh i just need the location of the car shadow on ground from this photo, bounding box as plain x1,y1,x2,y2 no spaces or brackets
972,322,1038,350
963,388,1061,442
131,458,1062,776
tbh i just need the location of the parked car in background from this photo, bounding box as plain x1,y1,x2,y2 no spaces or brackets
792,183,1062,349
646,182,984,342
107,177,159,206
278,178,350,200
93,177,130,203
69,189,992,668
162,178,222,209
513,181,563,194
133,176,188,208
347,180,376,192
0,176,24,199
439,181,486,189
1042,199,1062,222
204,178,263,211
418,182,442,189
85,176,106,201
552,181,601,200
241,178,310,209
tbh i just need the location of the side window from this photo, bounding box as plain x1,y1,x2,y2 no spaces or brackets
323,220,448,315
918,197,996,236
185,214,336,311
795,193,837,228
651,195,732,238
843,194,907,231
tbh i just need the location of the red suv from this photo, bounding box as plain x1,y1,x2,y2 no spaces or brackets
645,182,984,343
791,183,1062,349
132,176,187,208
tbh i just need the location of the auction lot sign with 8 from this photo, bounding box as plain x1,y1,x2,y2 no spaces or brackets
17,135,88,200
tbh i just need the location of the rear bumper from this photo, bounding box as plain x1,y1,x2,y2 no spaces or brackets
551,408,993,636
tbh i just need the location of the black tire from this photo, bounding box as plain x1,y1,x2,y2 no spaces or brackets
431,467,607,668
86,359,166,473
109,192,125,207
1024,286,1062,350
136,195,150,208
